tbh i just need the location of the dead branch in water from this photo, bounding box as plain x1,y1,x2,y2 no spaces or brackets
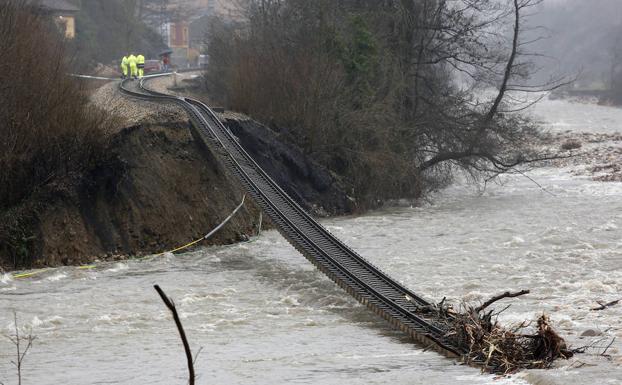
475,289,530,313
154,285,196,385
5,311,36,385
591,299,621,311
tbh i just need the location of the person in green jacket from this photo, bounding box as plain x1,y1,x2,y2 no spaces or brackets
137,54,145,78
121,55,129,79
128,54,138,79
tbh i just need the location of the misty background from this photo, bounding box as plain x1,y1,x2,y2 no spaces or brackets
529,0,622,89
66,0,622,93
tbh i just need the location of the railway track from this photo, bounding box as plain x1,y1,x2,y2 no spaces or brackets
119,75,468,360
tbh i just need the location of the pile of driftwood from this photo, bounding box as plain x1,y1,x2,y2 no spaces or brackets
419,290,574,373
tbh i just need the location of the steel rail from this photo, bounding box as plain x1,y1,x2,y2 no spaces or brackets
119,76,467,359
137,77,435,309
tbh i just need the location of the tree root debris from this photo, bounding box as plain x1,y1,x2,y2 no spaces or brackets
417,290,576,374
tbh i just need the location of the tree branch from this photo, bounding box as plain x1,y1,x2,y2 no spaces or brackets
154,285,195,385
485,0,521,122
476,289,530,313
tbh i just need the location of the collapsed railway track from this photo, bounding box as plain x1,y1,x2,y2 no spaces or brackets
119,75,468,360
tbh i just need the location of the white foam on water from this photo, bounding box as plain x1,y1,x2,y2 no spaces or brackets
45,272,67,282
0,273,13,285
106,262,129,273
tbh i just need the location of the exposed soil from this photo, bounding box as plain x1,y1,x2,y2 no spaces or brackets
9,115,263,268
1,77,352,271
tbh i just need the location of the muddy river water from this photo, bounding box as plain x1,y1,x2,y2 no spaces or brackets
1,98,621,384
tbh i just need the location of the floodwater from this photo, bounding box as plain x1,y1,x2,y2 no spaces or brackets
1,98,621,385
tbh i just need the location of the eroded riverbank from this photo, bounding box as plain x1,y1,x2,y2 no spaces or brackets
0,78,352,271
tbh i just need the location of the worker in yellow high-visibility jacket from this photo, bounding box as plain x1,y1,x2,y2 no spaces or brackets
137,54,145,78
121,55,129,79
128,54,138,79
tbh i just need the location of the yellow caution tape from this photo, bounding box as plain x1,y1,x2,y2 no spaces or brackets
157,195,247,256
12,269,50,279
161,237,206,255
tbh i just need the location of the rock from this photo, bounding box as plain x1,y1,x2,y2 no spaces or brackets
580,329,603,337
561,139,582,150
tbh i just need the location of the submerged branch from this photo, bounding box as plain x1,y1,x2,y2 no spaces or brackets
154,285,196,385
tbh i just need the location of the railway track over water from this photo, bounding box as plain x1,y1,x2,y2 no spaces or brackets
120,75,468,361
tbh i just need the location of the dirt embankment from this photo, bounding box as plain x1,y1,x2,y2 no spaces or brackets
1,79,352,270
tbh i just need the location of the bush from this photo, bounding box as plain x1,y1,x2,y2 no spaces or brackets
0,0,118,268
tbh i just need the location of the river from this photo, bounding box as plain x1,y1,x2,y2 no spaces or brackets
1,98,621,385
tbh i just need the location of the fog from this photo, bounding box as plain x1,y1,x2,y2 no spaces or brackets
528,0,622,88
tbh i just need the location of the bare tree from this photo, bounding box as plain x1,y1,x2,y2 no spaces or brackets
5,312,36,385
409,0,571,176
